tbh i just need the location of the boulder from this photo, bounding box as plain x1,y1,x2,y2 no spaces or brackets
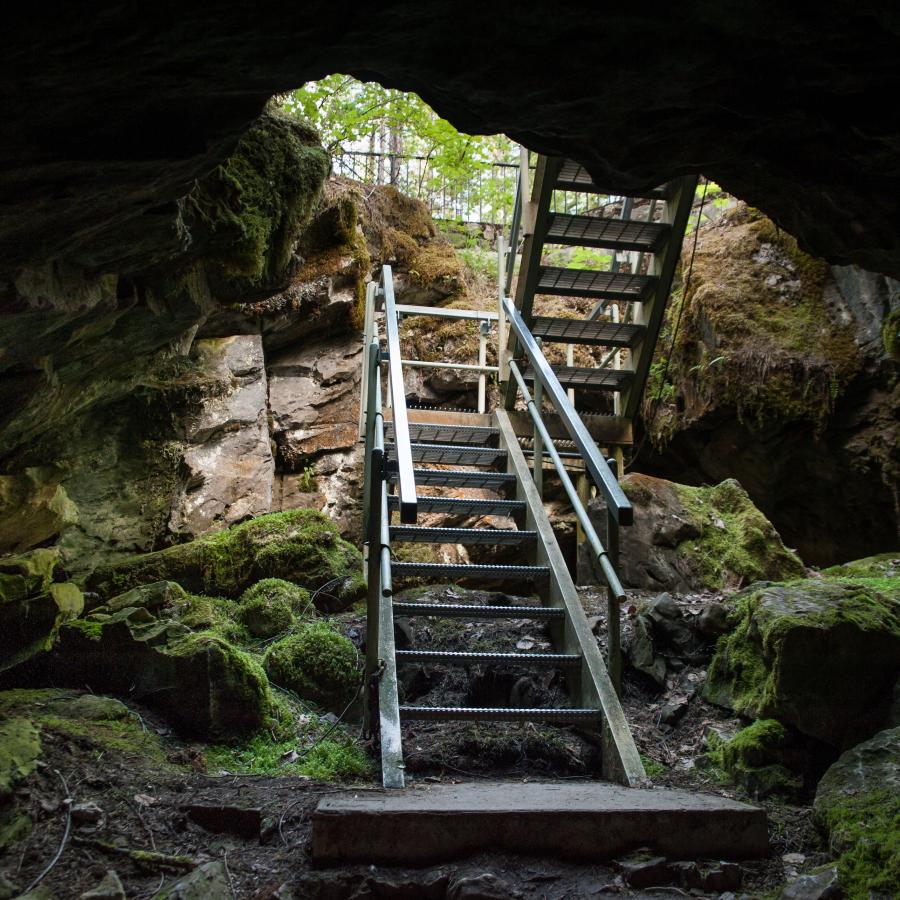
87,509,364,605
813,726,900,898
0,550,84,674
707,719,803,798
0,468,78,555
168,335,274,540
588,474,803,592
51,583,270,739
705,578,900,747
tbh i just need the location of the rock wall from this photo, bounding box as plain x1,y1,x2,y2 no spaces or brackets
639,204,899,566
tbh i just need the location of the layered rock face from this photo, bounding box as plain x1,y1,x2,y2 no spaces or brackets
2,5,899,284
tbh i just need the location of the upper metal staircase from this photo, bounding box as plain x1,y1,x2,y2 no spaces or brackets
360,154,697,790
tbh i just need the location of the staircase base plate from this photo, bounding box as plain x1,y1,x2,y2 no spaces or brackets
311,780,768,864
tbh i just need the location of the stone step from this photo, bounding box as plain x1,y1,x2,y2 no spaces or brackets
311,781,769,864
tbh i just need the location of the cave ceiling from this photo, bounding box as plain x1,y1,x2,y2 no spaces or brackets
2,3,899,283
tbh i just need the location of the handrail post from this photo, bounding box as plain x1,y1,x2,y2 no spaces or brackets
358,282,377,439
607,506,622,696
497,237,511,384
477,319,489,414
361,341,381,566
533,338,543,498
380,265,417,523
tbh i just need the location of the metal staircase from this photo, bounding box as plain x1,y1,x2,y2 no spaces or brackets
360,154,697,790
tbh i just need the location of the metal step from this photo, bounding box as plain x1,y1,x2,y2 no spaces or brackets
389,525,536,546
386,422,498,447
403,469,516,490
393,601,564,620
400,706,600,723
396,650,581,668
391,562,550,582
537,267,656,301
388,495,524,516
530,316,645,348
386,443,507,467
523,365,634,391
555,160,676,199
546,213,670,253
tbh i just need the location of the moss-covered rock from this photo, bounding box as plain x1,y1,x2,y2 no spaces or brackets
87,509,363,606
49,586,272,740
237,578,311,639
0,717,40,797
0,468,78,555
185,111,330,291
705,578,900,747
609,473,804,591
263,623,358,710
0,549,84,673
822,552,899,582
707,719,802,798
813,726,900,899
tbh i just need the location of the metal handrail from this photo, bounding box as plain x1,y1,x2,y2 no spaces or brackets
501,294,633,526
379,266,417,524
508,360,625,601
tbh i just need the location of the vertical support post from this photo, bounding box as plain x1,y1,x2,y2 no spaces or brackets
361,342,380,568
358,283,377,439
497,237,510,383
364,388,384,736
532,339,543,498
612,303,623,417
607,506,622,696
566,342,575,405
477,320,488,414
575,472,589,563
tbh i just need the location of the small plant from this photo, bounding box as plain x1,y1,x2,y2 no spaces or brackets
299,464,317,492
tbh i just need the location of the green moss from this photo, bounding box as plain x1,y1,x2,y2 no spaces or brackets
237,578,313,639
185,112,330,282
883,307,900,360
0,717,41,796
67,617,105,640
705,579,900,744
707,719,801,797
263,623,359,710
640,754,667,779
205,729,372,782
646,204,863,443
816,789,900,899
88,508,363,604
672,478,804,589
0,689,174,771
821,553,899,581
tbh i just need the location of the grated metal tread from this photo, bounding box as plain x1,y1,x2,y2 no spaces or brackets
400,706,600,723
386,443,507,467
387,422,498,447
403,469,517,490
397,649,581,668
388,495,524,516
391,561,550,581
537,266,656,301
393,602,564,620
546,213,670,253
555,160,675,199
389,525,536,546
523,365,634,391
530,316,645,348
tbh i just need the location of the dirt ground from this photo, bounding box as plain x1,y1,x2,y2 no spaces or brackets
2,585,826,899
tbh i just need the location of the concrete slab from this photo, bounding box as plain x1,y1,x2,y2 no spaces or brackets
311,781,769,865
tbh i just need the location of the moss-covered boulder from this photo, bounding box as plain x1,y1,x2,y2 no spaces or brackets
705,578,900,747
604,473,804,591
237,578,311,639
263,623,358,710
87,509,364,607
0,549,84,674
50,583,271,740
708,719,803,798
813,726,900,899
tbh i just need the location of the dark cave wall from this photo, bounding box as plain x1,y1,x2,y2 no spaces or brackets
2,2,900,288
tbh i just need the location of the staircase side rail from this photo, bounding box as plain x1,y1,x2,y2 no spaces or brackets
501,295,633,526
374,415,405,788
379,265,417,524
